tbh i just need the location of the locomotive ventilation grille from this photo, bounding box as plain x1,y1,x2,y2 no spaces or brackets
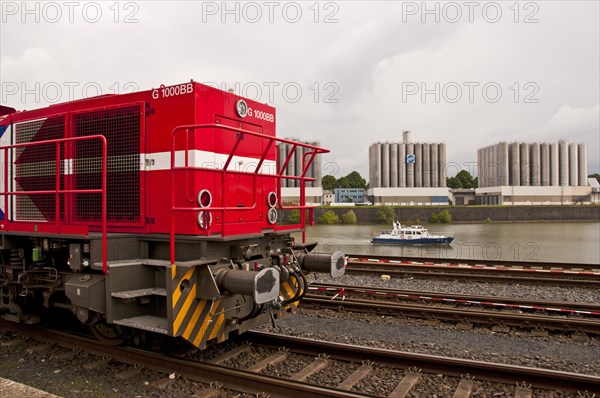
14,116,65,221
73,105,141,223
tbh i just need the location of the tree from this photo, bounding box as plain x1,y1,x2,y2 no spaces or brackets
322,175,336,190
318,210,340,225
341,171,367,189
589,173,600,183
322,171,367,190
447,170,477,189
342,210,357,224
375,206,395,224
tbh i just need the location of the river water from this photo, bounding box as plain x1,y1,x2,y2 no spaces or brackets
294,222,600,265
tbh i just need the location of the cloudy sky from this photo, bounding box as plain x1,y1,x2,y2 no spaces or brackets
1,1,598,180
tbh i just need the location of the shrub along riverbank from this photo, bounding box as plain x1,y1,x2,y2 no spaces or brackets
307,205,600,224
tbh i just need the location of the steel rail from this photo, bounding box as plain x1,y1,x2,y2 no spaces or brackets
346,253,600,272
246,331,600,393
308,282,600,315
0,320,375,398
302,296,600,334
345,264,600,287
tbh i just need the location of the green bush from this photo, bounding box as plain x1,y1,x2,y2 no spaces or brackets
438,209,452,223
287,209,312,224
375,206,395,224
342,210,357,225
287,209,300,223
318,210,340,225
430,209,452,224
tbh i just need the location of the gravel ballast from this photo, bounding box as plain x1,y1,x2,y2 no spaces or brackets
1,272,598,397
313,274,600,303
260,308,600,376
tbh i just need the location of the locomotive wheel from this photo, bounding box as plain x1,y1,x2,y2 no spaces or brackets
90,320,124,346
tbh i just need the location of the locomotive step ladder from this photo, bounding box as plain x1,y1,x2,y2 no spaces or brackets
101,259,168,334
113,315,169,335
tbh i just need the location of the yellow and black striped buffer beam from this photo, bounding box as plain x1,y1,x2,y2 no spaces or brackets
278,277,301,314
168,264,226,348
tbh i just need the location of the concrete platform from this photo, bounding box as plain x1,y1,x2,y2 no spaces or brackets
0,377,61,398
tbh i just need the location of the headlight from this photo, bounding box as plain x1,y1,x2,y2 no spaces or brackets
267,192,277,208
268,208,277,224
197,211,212,230
197,189,212,208
235,99,248,118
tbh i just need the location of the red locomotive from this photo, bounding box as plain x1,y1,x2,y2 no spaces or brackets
0,81,344,348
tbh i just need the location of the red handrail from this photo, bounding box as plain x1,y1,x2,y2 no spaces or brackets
1,135,108,273
169,123,328,264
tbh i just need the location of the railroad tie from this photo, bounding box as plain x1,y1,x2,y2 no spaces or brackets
387,372,421,398
514,386,533,398
26,343,51,355
290,358,329,381
451,379,474,398
0,339,25,347
115,368,141,380
82,359,110,371
192,388,221,398
53,351,78,361
150,377,174,390
246,351,288,372
337,363,373,390
207,345,250,365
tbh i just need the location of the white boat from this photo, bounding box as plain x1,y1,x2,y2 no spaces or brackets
372,221,454,244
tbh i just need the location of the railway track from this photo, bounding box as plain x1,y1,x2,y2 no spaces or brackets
345,254,600,287
304,283,600,335
2,320,599,396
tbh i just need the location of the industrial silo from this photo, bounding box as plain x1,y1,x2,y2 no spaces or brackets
367,144,373,187
578,143,588,186
481,146,491,189
430,143,439,187
414,143,422,187
438,143,446,187
390,144,398,187
487,145,499,187
285,143,295,187
295,144,305,188
406,143,415,187
278,143,287,187
422,143,431,187
477,148,484,188
312,141,322,187
540,143,550,186
399,144,406,187
569,143,579,186
549,143,559,186
381,143,390,187
530,143,540,186
559,140,569,186
520,143,530,186
500,142,509,186
509,143,520,186
373,143,382,188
